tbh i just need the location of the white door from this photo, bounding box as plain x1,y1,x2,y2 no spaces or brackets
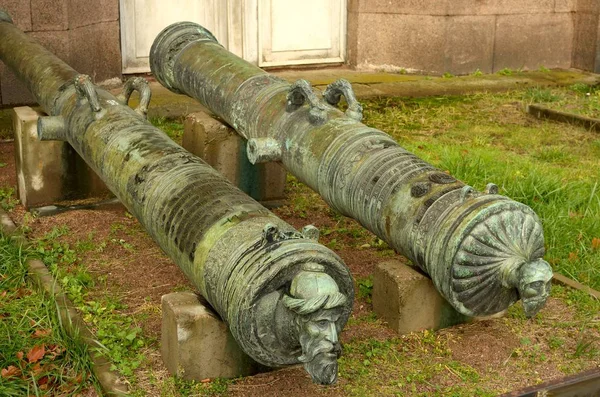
120,0,229,73
119,0,346,73
257,0,346,67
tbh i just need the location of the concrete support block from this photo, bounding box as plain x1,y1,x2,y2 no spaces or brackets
31,0,69,31
12,107,110,209
494,13,573,72
183,112,286,207
372,260,470,334
161,292,266,380
68,21,122,83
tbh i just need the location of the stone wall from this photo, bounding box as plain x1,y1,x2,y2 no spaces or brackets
0,0,121,106
347,0,592,74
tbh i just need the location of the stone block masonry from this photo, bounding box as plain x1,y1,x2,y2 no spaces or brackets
347,0,596,75
0,0,121,106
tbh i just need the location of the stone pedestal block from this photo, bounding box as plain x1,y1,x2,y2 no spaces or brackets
12,106,110,209
372,260,470,334
183,112,286,207
161,292,267,380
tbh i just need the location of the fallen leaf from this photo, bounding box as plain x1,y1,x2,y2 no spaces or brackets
592,237,600,250
33,329,51,338
27,344,45,363
15,288,32,298
31,363,42,375
1,366,21,378
200,378,211,383
16,351,24,360
1,291,6,298
46,345,64,360
568,252,579,262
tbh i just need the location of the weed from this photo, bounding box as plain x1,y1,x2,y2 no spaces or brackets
0,234,95,395
569,83,593,95
523,87,562,103
32,227,148,379
149,117,185,144
539,66,550,73
356,276,374,303
442,72,454,79
0,187,18,211
162,376,231,396
471,69,483,77
548,336,565,349
497,68,513,76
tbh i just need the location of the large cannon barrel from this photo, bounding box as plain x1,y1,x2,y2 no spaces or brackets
0,11,354,384
150,22,553,318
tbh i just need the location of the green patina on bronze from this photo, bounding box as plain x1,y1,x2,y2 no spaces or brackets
150,21,553,318
0,11,354,384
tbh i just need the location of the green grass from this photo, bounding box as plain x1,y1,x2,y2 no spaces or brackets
523,83,600,118
0,187,18,211
33,227,148,378
362,91,600,289
0,234,94,396
150,116,185,144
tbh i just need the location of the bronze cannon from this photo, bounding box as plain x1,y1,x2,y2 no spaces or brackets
150,22,553,318
0,10,354,384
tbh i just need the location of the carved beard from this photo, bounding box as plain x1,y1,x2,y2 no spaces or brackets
298,333,342,385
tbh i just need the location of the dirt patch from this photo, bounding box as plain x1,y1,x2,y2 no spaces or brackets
0,141,16,189
29,206,194,340
229,366,347,397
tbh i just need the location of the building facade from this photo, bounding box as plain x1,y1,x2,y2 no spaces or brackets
1,0,599,106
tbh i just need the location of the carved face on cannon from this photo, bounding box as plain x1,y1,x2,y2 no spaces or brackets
517,259,553,318
282,263,347,385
